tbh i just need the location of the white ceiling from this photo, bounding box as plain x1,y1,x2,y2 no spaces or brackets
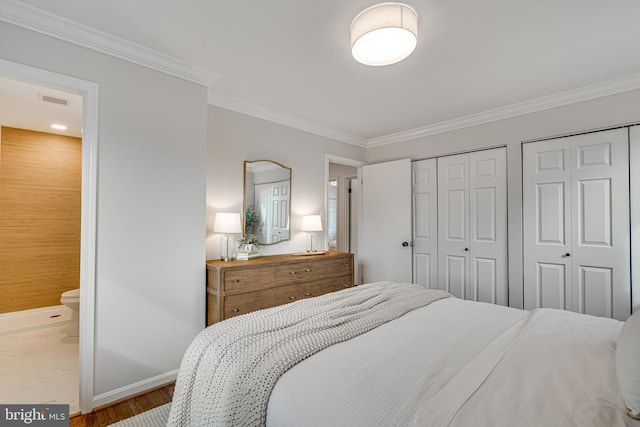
0,76,83,137
2,0,640,145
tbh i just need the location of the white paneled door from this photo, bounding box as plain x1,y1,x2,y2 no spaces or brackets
412,159,438,289
437,148,507,305
270,180,290,242
437,154,469,298
360,159,412,283
255,180,290,243
523,128,630,320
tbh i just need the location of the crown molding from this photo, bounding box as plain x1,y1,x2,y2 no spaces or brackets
0,0,364,146
367,72,640,147
0,0,221,87
4,1,640,149
208,88,368,147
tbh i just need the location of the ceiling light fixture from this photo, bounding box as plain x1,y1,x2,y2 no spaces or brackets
51,124,67,130
350,2,418,66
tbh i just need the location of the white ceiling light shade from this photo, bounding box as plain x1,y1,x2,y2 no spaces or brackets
351,3,418,66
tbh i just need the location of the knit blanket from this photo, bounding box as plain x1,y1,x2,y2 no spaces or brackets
167,281,450,427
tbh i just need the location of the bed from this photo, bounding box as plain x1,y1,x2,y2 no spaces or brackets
168,282,640,427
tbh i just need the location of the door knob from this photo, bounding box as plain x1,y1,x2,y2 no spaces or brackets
565,253,571,257
402,241,409,247
464,248,469,251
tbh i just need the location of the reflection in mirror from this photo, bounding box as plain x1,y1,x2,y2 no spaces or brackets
244,160,291,245
327,180,338,251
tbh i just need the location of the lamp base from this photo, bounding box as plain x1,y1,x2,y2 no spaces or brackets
307,231,318,253
220,234,236,262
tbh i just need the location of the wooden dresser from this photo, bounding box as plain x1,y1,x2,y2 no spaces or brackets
206,251,354,326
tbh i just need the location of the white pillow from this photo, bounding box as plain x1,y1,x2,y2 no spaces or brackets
616,308,640,420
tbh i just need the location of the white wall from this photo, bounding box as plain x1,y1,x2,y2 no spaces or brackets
0,21,208,406
207,105,366,259
367,89,640,309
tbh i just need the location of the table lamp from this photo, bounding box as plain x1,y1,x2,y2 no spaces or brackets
214,212,241,261
301,214,323,253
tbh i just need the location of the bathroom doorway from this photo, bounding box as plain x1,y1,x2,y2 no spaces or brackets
325,155,365,284
327,173,358,252
0,59,98,414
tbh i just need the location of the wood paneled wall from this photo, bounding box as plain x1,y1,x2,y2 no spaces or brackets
0,127,81,313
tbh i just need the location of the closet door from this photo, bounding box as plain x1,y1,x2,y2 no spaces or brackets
411,159,438,289
437,154,470,298
271,180,290,242
469,149,508,305
255,183,272,244
437,148,507,303
571,129,629,320
523,128,630,320
522,140,572,311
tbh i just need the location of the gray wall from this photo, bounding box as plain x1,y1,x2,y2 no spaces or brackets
207,105,366,258
367,89,640,308
0,21,208,405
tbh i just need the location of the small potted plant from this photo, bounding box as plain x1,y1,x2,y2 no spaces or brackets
244,205,260,235
238,206,261,258
238,233,260,252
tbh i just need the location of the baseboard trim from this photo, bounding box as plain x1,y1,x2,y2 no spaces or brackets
91,370,178,411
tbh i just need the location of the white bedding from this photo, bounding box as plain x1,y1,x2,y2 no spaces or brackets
168,282,448,426
267,297,636,427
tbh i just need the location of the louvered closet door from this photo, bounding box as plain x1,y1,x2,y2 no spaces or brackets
411,159,438,289
523,128,630,320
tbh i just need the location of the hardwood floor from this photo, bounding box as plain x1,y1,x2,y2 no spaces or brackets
70,383,174,426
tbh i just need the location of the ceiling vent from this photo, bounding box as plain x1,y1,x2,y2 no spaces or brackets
40,94,69,106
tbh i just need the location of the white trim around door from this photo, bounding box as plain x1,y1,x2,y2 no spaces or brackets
0,59,99,413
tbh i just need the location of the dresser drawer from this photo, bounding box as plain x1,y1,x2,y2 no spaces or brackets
299,275,353,299
296,255,352,277
223,264,301,291
222,256,351,291
224,284,299,318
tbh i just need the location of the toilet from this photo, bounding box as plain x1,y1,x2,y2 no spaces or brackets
60,288,80,337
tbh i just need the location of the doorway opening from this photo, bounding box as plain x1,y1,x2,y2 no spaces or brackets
0,58,98,414
325,155,365,284
327,176,358,253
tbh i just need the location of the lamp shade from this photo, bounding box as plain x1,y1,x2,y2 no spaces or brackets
301,215,323,232
351,2,418,66
213,212,242,233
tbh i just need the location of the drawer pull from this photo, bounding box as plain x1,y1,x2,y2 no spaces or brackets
304,268,312,272
289,295,297,300
230,278,240,282
290,271,297,275
344,263,349,266
231,308,240,313
304,292,311,296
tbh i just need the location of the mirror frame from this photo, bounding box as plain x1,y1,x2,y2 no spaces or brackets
243,160,292,245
